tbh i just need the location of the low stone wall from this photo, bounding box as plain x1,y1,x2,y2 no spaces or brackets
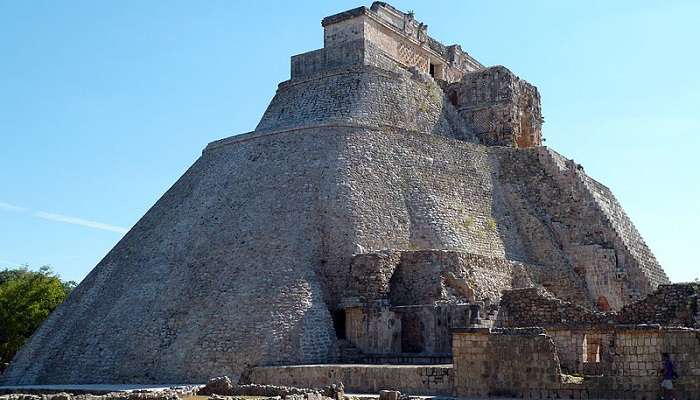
452,328,561,398
248,364,452,395
452,326,700,399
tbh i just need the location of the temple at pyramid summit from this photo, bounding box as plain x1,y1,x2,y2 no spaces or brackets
4,3,698,399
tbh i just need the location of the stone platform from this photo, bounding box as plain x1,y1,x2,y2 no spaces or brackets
249,364,453,396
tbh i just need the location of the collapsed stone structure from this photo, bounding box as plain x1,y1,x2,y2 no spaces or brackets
4,2,691,398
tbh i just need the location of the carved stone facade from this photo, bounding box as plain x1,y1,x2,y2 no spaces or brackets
310,2,483,82
447,66,543,148
295,2,543,149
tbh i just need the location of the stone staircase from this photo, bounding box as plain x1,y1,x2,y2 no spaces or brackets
337,339,364,363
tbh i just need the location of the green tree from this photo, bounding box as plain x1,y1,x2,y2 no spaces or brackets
0,266,74,366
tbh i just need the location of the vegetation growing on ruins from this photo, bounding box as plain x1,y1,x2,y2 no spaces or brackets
485,217,497,232
461,216,474,229
0,266,75,367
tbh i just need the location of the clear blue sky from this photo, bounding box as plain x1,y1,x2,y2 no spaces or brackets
1,1,698,283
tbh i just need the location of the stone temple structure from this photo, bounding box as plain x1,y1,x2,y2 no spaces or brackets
5,3,698,399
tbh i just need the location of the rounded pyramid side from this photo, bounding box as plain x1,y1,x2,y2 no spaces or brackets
2,130,353,385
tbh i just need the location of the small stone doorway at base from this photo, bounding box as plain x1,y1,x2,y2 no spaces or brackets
332,309,346,340
400,312,424,353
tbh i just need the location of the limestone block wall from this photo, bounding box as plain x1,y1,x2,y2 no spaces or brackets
347,251,401,303
312,128,533,306
344,303,471,356
345,250,537,309
291,38,411,81
345,306,401,354
452,328,562,398
291,41,366,80
617,283,700,328
497,288,610,328
392,304,470,354
249,364,453,396
3,127,356,384
545,329,587,373
323,15,365,48
318,3,482,83
452,326,700,399
546,328,616,375
5,106,671,384
496,146,669,309
616,283,700,327
603,327,700,399
447,66,542,148
257,64,472,142
498,283,700,329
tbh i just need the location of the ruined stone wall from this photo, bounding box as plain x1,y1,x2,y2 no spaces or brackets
498,283,699,329
452,328,562,398
616,283,699,327
612,328,700,397
447,66,542,148
498,288,610,328
345,306,401,354
343,249,532,356
496,146,669,309
346,250,537,308
343,303,471,356
393,304,470,354
582,173,672,298
346,251,401,303
546,329,588,374
544,329,617,375
453,326,700,399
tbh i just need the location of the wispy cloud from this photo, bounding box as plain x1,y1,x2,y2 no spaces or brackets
0,202,28,212
33,211,129,234
0,201,128,234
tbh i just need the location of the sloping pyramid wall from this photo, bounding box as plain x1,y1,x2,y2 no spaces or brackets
2,63,667,385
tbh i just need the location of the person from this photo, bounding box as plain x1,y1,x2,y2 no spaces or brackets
660,353,677,400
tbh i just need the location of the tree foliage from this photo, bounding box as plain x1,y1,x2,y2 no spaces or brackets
0,266,75,366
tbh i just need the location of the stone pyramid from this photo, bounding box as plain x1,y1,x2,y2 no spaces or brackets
2,2,668,385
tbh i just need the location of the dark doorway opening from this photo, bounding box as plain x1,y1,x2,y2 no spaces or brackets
332,309,346,340
401,313,424,353
596,296,611,312
449,91,459,107
429,63,436,77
